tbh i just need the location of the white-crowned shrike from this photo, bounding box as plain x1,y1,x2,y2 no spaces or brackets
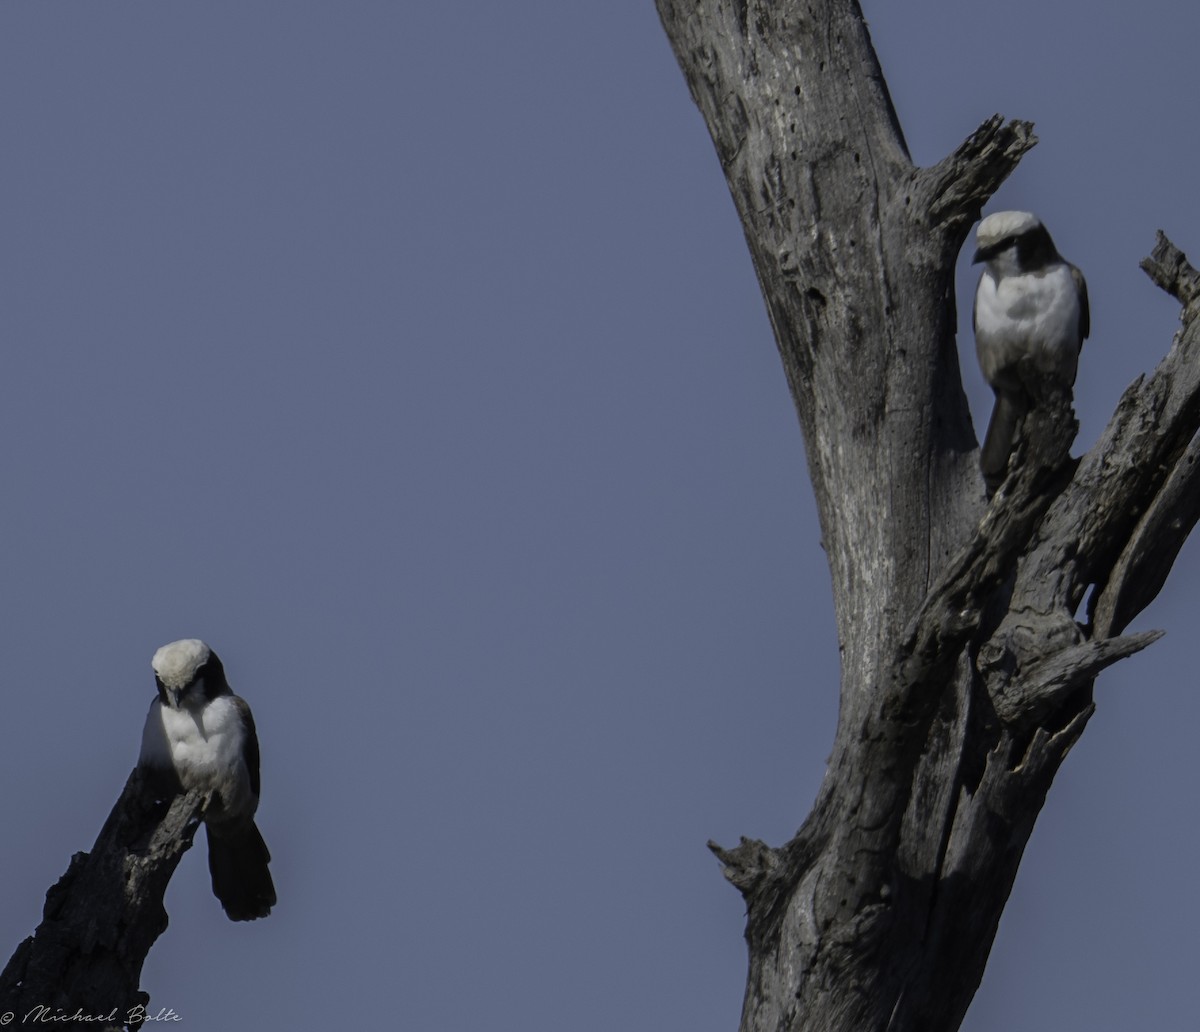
139,639,276,921
972,210,1089,493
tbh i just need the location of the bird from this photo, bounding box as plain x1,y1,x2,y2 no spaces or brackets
972,210,1089,494
138,638,276,921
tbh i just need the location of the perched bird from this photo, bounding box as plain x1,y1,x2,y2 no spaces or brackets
972,210,1089,493
139,639,276,921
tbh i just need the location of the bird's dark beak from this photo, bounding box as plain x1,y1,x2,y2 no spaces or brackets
971,247,985,265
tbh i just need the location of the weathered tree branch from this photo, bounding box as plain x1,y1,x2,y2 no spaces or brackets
989,629,1163,725
1092,235,1200,635
898,388,1077,699
1141,230,1200,306
1093,430,1200,635
0,769,203,1029
920,115,1036,233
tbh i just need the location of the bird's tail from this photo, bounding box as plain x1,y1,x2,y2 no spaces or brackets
207,820,276,921
981,393,1024,496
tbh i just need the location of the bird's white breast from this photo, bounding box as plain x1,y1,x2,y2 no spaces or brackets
974,264,1082,387
140,695,255,818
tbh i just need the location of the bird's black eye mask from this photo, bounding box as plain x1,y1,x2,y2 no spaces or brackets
973,226,1057,269
1015,226,1057,266
972,239,1007,264
972,237,1013,263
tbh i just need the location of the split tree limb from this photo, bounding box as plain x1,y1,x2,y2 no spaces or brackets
0,769,203,1029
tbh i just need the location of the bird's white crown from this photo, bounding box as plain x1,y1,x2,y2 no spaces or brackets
152,638,211,690
976,211,1042,249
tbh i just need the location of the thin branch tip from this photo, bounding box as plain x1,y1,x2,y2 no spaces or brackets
926,116,1038,229
965,115,1036,160
1141,231,1200,306
708,836,783,894
707,838,732,862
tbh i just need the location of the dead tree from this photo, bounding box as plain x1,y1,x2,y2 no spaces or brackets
0,771,204,1029
655,2,1200,1030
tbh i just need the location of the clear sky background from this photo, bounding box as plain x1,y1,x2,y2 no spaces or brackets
0,3,1195,1030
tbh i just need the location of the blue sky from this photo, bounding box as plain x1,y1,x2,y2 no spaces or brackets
0,3,1196,1030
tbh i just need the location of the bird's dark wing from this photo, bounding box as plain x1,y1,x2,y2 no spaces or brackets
233,695,261,799
1071,263,1090,344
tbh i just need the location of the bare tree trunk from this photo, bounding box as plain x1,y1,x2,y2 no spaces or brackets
655,2,1200,1030
0,770,203,1029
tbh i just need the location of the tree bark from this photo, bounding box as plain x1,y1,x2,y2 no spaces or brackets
655,2,1200,1030
0,769,204,1029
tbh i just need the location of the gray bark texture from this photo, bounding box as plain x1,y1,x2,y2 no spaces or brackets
655,2,1200,1030
0,770,204,1029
